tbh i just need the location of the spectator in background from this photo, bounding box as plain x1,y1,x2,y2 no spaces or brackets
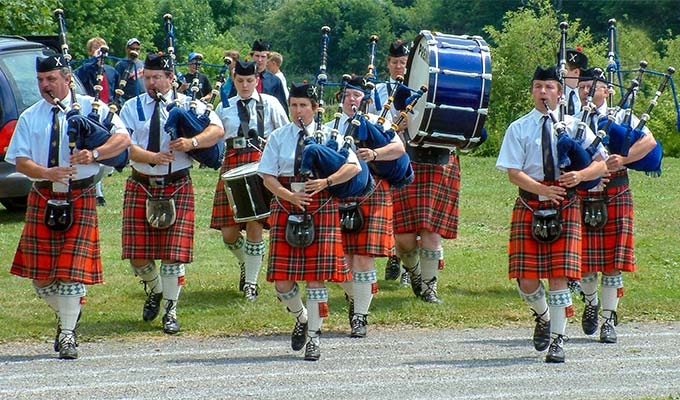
266,51,289,99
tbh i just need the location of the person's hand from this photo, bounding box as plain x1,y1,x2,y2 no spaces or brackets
150,151,175,165
70,149,95,165
45,166,77,185
305,178,330,196
558,171,583,188
540,184,567,204
289,190,312,211
169,137,193,152
606,154,625,171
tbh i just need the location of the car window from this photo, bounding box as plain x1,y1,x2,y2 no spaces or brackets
0,48,44,114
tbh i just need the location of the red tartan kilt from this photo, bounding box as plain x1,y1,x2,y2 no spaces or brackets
577,171,635,274
340,179,394,257
11,186,103,284
392,154,460,238
210,151,270,230
508,196,581,280
121,176,194,263
266,177,350,283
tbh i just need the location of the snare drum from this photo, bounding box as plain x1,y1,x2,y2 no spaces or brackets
221,162,272,223
405,31,491,151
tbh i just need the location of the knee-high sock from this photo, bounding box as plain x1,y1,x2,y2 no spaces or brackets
547,289,572,336
276,284,307,323
518,281,549,322
398,247,420,274
306,287,328,343
244,240,265,284
160,263,185,318
34,280,60,314
56,281,86,332
420,247,442,288
581,272,599,305
133,262,162,294
353,270,377,315
95,180,104,197
338,280,353,300
601,273,623,320
224,235,246,264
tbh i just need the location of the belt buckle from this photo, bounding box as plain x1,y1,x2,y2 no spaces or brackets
233,137,246,149
149,177,165,188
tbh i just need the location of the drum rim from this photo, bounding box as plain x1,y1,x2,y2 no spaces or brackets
221,161,261,179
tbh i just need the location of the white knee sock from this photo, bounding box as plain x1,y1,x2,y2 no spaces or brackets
581,272,599,306
398,247,420,274
601,273,623,320
133,262,162,294
224,235,246,264
352,270,377,315
518,282,549,321
160,263,185,318
276,284,307,323
305,287,328,341
420,247,442,288
34,280,60,314
244,240,265,284
547,288,572,336
56,281,86,331
338,280,353,300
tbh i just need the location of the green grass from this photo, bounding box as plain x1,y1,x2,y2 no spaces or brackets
1,156,679,344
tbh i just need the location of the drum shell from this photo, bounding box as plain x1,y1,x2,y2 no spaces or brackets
221,162,272,223
405,31,491,151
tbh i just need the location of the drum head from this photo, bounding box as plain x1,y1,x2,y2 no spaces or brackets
404,32,432,144
221,161,260,180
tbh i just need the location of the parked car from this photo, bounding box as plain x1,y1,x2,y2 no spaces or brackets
0,35,85,210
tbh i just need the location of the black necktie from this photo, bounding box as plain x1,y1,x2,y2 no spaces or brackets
590,111,599,134
293,129,306,175
48,107,60,167
542,116,556,181
147,99,161,166
237,98,251,137
567,91,576,115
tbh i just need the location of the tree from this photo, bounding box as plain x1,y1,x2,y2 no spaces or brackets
0,0,58,35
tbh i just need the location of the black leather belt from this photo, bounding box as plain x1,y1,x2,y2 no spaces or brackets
606,173,629,188
519,187,576,201
131,168,190,186
406,146,451,165
34,176,94,191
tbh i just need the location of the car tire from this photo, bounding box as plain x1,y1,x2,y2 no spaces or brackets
1,196,27,211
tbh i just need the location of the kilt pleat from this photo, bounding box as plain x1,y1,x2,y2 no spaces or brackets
392,155,460,238
210,151,266,229
266,178,350,283
121,176,194,263
11,187,103,284
508,196,581,280
578,171,635,274
340,179,395,257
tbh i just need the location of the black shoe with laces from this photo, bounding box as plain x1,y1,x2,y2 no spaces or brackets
57,330,79,360
384,256,401,281
420,277,443,304
304,337,321,361
399,270,411,287
600,311,618,344
350,313,367,338
545,334,566,363
532,312,551,351
582,301,600,336
53,311,81,353
243,283,258,302
96,196,106,207
291,320,307,351
567,279,584,301
238,263,246,292
143,291,163,322
405,263,422,297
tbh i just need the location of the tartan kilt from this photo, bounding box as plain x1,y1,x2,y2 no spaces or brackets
11,186,103,285
578,171,635,274
392,154,460,238
210,150,269,230
266,177,350,283
121,176,194,263
340,179,395,257
508,195,581,280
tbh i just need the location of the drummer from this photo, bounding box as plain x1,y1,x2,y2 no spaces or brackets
212,60,289,301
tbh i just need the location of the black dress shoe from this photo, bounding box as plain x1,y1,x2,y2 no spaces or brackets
581,302,600,336
96,196,107,207
405,263,422,297
291,321,307,351
304,339,320,361
532,312,551,351
545,334,566,363
162,313,180,334
243,283,258,302
58,330,79,360
384,256,401,281
143,292,163,321
350,314,367,338
420,277,443,304
54,311,81,352
600,311,618,344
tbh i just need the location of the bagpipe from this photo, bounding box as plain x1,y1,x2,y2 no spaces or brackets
543,100,602,190
161,13,224,170
298,27,372,198
54,9,128,172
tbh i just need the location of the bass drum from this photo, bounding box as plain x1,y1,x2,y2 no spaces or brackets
221,162,272,223
404,31,491,151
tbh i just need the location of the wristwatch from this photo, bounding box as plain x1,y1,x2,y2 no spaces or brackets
191,137,199,148
92,149,100,161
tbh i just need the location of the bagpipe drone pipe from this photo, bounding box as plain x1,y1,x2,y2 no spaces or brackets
54,9,128,171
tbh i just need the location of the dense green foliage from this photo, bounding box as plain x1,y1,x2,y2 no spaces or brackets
1,0,679,156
